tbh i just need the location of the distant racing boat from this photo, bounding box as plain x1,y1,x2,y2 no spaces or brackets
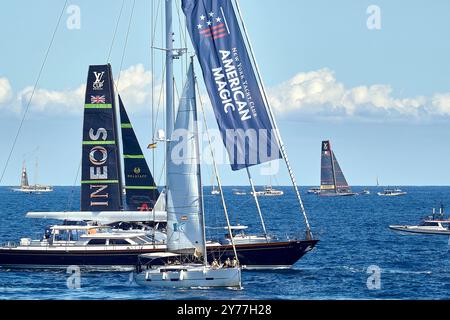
319,141,356,197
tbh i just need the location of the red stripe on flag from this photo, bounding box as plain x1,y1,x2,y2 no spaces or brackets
199,23,225,34
212,33,228,40
204,28,227,37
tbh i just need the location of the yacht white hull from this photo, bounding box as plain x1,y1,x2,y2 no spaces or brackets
135,265,241,288
251,192,284,197
13,188,53,193
389,225,450,235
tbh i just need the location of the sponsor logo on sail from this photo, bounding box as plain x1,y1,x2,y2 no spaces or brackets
93,71,105,91
133,167,141,175
88,128,110,207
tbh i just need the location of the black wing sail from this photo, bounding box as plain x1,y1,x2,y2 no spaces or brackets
332,151,351,193
320,141,336,194
81,64,123,211
119,96,160,211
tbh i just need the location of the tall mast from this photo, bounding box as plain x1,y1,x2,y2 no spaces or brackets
165,0,174,196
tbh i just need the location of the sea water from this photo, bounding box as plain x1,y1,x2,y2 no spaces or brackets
0,186,450,300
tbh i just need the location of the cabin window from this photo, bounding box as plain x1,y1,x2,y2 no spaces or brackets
54,230,70,241
87,239,107,245
423,222,438,227
138,236,153,243
132,237,146,245
109,239,131,245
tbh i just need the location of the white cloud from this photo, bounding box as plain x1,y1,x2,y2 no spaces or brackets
18,84,85,116
431,93,450,116
116,64,154,111
6,64,158,117
4,66,450,123
268,68,435,121
0,78,12,105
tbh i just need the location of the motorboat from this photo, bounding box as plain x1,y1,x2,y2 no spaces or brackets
251,186,284,197
390,206,450,235
389,220,450,235
378,189,407,197
307,187,321,195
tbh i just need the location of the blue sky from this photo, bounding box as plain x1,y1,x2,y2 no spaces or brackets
1,0,450,187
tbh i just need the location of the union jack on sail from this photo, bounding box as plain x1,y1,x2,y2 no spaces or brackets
90,95,106,104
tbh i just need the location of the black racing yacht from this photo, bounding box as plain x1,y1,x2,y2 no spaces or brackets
319,141,357,197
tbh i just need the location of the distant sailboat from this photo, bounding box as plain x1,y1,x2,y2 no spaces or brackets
210,176,220,195
13,160,53,193
319,141,356,197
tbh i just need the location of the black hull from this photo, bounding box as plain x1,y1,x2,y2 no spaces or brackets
0,240,318,270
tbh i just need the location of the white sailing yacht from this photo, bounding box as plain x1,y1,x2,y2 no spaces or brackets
13,160,53,193
134,62,241,288
211,177,220,196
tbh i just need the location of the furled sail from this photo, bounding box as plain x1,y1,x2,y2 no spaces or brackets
166,63,205,256
118,95,160,211
320,141,351,194
81,64,123,211
182,0,281,171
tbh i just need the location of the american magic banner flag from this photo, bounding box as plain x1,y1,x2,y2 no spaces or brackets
182,0,281,171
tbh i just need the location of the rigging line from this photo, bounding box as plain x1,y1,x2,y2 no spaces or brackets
66,160,82,211
175,0,188,46
175,0,188,86
153,63,167,141
0,0,68,185
151,0,162,46
116,0,136,90
107,0,126,63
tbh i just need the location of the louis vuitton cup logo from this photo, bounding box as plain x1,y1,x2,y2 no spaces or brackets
93,71,105,91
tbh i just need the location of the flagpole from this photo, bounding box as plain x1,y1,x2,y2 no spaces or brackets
233,0,313,239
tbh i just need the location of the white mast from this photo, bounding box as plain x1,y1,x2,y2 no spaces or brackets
165,0,174,199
